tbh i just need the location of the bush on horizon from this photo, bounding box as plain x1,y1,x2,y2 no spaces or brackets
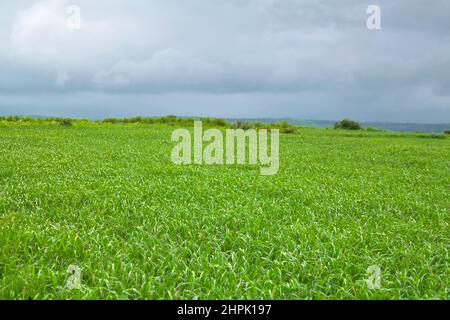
334,119,362,130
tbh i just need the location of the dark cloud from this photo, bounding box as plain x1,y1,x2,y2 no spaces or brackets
0,0,449,122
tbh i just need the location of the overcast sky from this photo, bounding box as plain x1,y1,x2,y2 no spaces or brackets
0,0,449,122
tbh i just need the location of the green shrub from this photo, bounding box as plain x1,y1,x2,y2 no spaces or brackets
157,115,178,124
416,133,446,139
127,116,143,123
212,118,227,127
57,118,73,126
6,116,21,122
276,120,296,134
200,117,212,124
280,127,296,134
277,120,289,129
444,130,450,135
103,118,120,124
140,118,154,124
234,121,252,130
252,122,266,129
366,127,384,132
334,119,362,130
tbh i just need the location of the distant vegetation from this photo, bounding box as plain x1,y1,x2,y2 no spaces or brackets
237,118,450,133
334,119,362,130
1,115,449,136
0,115,298,133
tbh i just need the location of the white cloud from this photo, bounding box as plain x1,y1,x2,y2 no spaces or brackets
9,0,140,72
10,0,68,62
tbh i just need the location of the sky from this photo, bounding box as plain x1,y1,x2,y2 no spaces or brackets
0,0,449,123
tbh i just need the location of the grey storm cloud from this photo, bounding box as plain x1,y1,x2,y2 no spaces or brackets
0,0,449,122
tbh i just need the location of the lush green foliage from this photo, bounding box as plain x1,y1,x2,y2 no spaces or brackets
0,123,448,299
0,116,298,133
334,119,363,131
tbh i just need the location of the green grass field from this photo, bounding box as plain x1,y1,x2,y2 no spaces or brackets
0,123,448,299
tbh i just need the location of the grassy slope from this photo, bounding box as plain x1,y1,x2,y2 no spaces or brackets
0,124,448,299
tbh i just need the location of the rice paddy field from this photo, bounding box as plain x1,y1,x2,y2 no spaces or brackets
0,123,448,299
